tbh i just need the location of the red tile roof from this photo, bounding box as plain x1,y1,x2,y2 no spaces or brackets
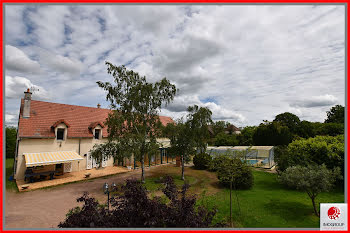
18,99,174,138
226,124,240,132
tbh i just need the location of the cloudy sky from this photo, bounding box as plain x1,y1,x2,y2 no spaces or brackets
5,4,345,127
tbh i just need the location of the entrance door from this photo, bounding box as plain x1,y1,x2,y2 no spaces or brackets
86,152,93,169
93,159,97,168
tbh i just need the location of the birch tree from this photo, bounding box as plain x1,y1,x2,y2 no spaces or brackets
96,62,176,182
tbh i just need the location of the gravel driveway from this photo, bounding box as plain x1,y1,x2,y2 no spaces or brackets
5,165,170,229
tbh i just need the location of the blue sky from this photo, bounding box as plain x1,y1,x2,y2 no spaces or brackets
5,5,345,127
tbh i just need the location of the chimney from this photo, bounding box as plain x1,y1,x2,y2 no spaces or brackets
23,88,32,118
97,103,101,108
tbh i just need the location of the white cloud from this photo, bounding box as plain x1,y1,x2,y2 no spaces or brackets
4,5,27,44
27,5,70,49
165,95,201,112
39,49,83,75
4,5,345,127
5,75,51,100
203,102,246,123
5,112,19,127
291,94,338,108
164,94,245,124
5,45,41,74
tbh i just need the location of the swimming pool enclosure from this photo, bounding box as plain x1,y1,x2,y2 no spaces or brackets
206,146,275,169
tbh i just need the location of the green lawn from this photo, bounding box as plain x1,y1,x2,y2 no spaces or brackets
6,158,18,191
143,167,344,228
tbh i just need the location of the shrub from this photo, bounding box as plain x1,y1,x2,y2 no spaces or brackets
284,135,344,172
273,145,289,175
209,155,230,172
59,176,223,228
279,164,341,216
216,156,253,190
193,153,212,170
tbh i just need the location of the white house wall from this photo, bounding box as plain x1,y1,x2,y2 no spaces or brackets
156,138,171,148
15,137,112,180
15,137,171,180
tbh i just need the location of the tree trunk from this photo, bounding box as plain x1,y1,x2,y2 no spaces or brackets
181,155,185,180
311,196,319,217
141,155,145,183
230,181,233,227
234,183,241,216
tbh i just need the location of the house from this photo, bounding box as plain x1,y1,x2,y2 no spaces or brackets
208,124,241,136
225,124,241,135
13,89,174,181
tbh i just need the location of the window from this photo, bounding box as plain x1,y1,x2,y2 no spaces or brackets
57,128,65,140
94,129,100,139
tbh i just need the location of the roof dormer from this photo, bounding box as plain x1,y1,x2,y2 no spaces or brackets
51,119,70,141
52,119,70,129
89,121,104,140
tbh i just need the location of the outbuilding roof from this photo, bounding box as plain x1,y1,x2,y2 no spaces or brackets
18,99,174,139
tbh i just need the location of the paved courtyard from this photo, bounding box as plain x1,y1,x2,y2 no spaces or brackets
5,163,173,229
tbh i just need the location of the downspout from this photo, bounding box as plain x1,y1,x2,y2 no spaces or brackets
13,104,22,178
13,137,20,177
78,138,81,155
78,138,81,171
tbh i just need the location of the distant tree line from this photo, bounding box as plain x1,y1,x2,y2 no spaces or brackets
209,105,344,147
6,126,17,158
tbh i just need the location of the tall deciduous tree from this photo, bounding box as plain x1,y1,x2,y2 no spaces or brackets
253,121,292,146
96,63,177,182
273,112,300,134
237,126,256,146
187,105,213,154
164,105,212,180
214,132,238,146
211,121,228,137
164,120,195,180
296,120,315,139
325,105,344,123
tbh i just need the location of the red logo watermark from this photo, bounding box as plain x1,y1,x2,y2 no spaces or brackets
328,206,341,220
